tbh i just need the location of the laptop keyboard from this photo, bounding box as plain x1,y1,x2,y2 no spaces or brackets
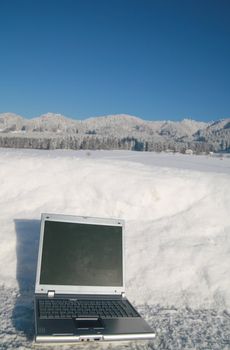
38,298,139,319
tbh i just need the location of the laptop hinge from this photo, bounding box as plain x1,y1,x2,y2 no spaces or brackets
47,290,55,298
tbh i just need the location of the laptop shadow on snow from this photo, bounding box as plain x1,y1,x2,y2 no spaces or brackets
13,219,40,340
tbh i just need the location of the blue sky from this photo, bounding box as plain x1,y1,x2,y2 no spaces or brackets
0,0,229,121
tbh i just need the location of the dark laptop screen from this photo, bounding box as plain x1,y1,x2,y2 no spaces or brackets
40,220,123,286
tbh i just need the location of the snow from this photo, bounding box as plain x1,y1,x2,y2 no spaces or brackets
0,148,230,349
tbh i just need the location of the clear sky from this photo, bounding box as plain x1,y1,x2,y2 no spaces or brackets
0,0,229,121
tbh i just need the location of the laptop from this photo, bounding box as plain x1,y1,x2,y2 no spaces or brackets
34,213,155,343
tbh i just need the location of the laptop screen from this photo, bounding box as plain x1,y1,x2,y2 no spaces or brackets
40,220,123,287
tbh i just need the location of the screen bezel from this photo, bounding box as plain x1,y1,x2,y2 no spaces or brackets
35,213,125,295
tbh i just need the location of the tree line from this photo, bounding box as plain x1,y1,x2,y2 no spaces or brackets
0,133,227,153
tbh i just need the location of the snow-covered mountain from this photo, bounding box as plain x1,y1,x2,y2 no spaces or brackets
0,113,25,132
157,119,208,139
0,112,208,136
194,118,230,152
0,112,229,152
25,113,80,133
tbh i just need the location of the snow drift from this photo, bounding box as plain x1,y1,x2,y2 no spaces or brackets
0,149,230,311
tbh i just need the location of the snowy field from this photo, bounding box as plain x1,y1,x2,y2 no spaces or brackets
0,148,230,349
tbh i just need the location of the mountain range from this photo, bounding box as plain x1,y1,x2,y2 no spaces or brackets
0,112,229,153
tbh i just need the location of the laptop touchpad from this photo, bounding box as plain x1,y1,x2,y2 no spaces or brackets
74,317,104,330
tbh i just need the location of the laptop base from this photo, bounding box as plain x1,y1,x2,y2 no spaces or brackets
35,294,155,343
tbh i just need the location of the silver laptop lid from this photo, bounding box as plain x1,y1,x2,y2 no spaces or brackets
35,213,125,295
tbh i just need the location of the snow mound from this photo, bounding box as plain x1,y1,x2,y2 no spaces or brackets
0,149,230,310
